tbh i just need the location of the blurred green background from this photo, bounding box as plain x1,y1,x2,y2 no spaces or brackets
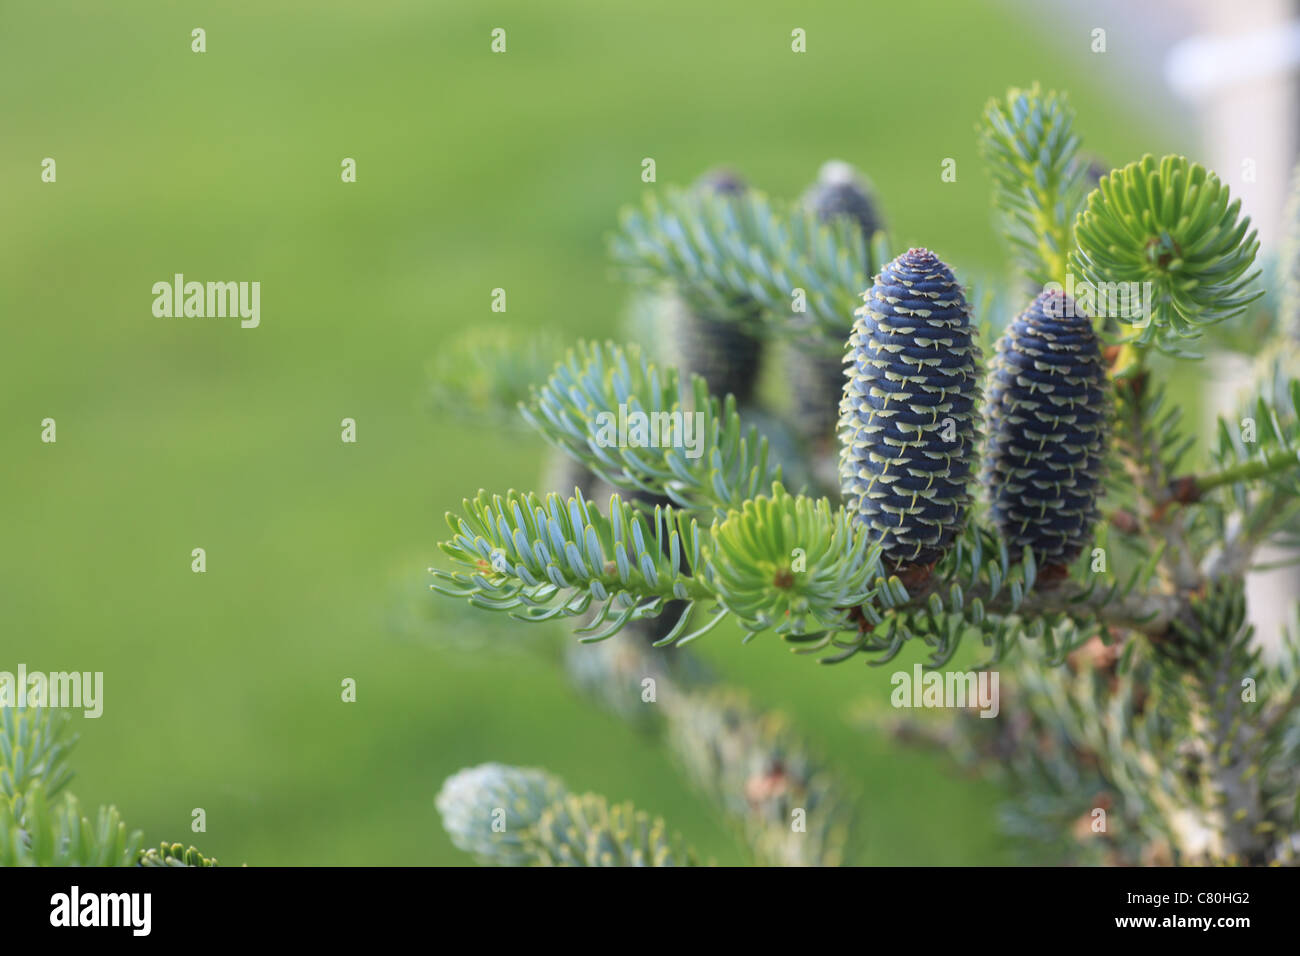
0,0,1185,864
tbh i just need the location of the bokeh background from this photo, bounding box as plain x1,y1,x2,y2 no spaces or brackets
4,0,1287,864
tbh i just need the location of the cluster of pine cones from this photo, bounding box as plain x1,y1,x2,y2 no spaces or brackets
562,162,1111,594
840,249,1109,578
676,162,1111,582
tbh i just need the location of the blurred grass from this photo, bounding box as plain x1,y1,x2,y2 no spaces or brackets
0,0,1182,864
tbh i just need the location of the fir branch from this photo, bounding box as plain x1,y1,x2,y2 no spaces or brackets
1191,447,1300,497
1112,363,1202,592
1191,344,1300,579
978,84,1086,288
792,513,1174,669
1277,161,1300,340
0,706,76,812
666,688,852,866
136,843,220,867
431,484,889,647
436,763,699,866
610,187,872,346
1016,576,1181,638
1071,154,1262,351
1145,583,1279,863
436,763,568,866
530,793,699,866
521,341,781,519
1201,363,1300,498
559,617,857,866
428,327,565,426
430,489,711,643
706,484,880,637
0,786,140,867
0,706,220,868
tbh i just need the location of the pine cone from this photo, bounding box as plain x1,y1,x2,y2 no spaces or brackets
695,165,748,197
787,162,883,447
800,160,882,243
839,248,980,569
785,347,846,448
662,167,764,405
985,290,1107,567
664,295,764,405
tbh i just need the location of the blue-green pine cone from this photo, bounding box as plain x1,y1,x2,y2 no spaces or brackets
839,248,981,568
801,160,883,242
694,165,748,197
984,290,1108,566
665,295,764,405
663,167,764,405
790,162,884,447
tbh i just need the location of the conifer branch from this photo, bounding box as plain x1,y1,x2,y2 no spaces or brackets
436,763,699,866
1279,164,1300,340
1,704,76,810
1190,447,1300,497
1187,345,1300,579
978,84,1086,288
137,843,221,867
521,341,781,519
430,489,712,643
0,787,141,867
1144,583,1290,863
0,707,220,867
1072,154,1263,351
560,619,857,866
610,188,873,347
707,485,879,637
430,483,886,646
429,87,1300,868
667,689,852,866
429,327,565,426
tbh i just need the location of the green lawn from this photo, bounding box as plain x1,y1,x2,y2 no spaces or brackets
0,0,1180,864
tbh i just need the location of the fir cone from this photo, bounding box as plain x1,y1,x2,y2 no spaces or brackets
786,346,847,449
839,248,980,570
664,295,764,405
436,764,566,866
662,167,764,405
695,165,748,197
788,162,884,448
800,160,883,243
1081,156,1109,192
984,289,1107,567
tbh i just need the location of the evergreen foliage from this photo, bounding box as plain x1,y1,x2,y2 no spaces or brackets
432,83,1299,867
0,707,220,867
